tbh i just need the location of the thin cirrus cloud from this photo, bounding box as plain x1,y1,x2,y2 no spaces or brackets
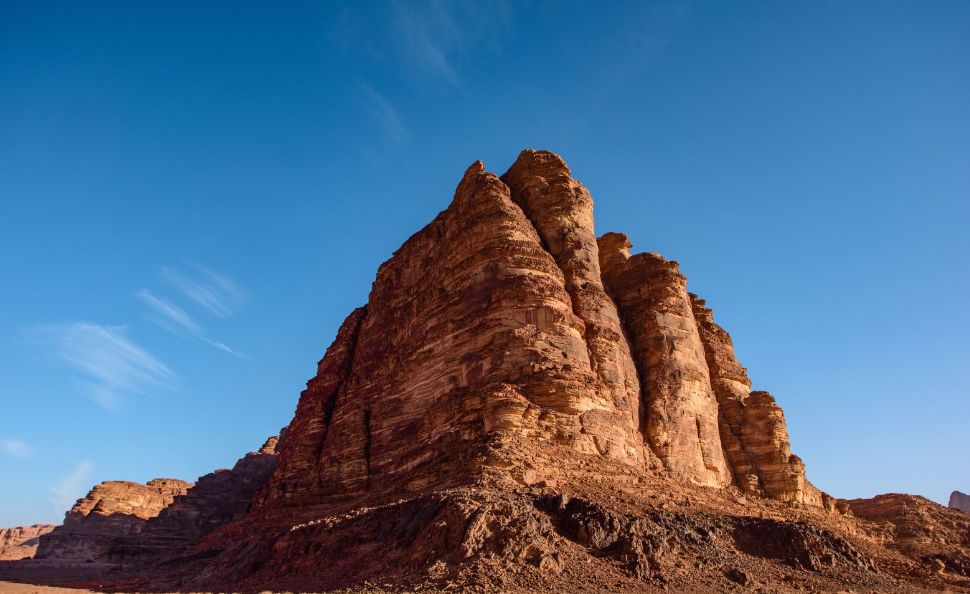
136,289,245,359
360,84,410,146
160,264,244,318
49,460,93,517
2,438,30,458
30,322,175,411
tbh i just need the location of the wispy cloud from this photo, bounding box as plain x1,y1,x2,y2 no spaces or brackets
391,0,460,85
2,438,30,458
30,322,175,411
136,289,245,358
161,264,244,318
360,85,410,146
386,0,511,86
50,460,93,516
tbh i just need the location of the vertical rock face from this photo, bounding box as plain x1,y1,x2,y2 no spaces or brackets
110,436,279,560
950,491,970,514
35,479,192,561
597,233,730,488
501,151,652,469
0,524,55,560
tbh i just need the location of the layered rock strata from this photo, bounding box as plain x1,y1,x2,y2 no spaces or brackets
0,524,54,560
110,436,279,560
597,233,730,487
35,479,192,561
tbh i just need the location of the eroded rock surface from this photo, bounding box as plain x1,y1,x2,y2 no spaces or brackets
35,479,192,561
0,525,54,560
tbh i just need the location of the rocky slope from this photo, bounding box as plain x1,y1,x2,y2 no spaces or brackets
952,491,970,514
34,479,192,561
0,525,54,560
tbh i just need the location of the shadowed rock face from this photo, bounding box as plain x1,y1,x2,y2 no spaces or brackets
35,479,192,561
0,525,55,560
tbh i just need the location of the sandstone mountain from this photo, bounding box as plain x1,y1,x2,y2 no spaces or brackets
952,491,970,515
0,525,54,561
1,150,966,593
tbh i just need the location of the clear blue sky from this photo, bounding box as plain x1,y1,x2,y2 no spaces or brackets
1,1,967,527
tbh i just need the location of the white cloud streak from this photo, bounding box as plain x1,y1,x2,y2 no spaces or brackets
2,438,30,458
360,85,410,146
137,289,245,359
49,460,93,517
161,264,244,318
31,322,175,411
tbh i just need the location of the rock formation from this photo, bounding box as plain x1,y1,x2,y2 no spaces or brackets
0,524,54,560
109,436,279,561
261,150,819,511
35,479,191,561
950,490,970,514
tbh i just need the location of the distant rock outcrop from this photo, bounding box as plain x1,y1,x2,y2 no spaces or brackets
35,479,192,561
844,493,970,576
109,436,279,561
950,490,970,514
0,524,55,560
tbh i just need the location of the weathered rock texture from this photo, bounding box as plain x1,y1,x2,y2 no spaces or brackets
597,233,730,487
109,436,280,561
35,479,191,561
951,491,970,515
0,525,54,560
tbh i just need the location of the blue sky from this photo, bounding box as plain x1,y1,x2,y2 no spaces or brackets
1,1,967,526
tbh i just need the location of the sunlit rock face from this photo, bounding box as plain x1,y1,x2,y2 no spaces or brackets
259,149,822,508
